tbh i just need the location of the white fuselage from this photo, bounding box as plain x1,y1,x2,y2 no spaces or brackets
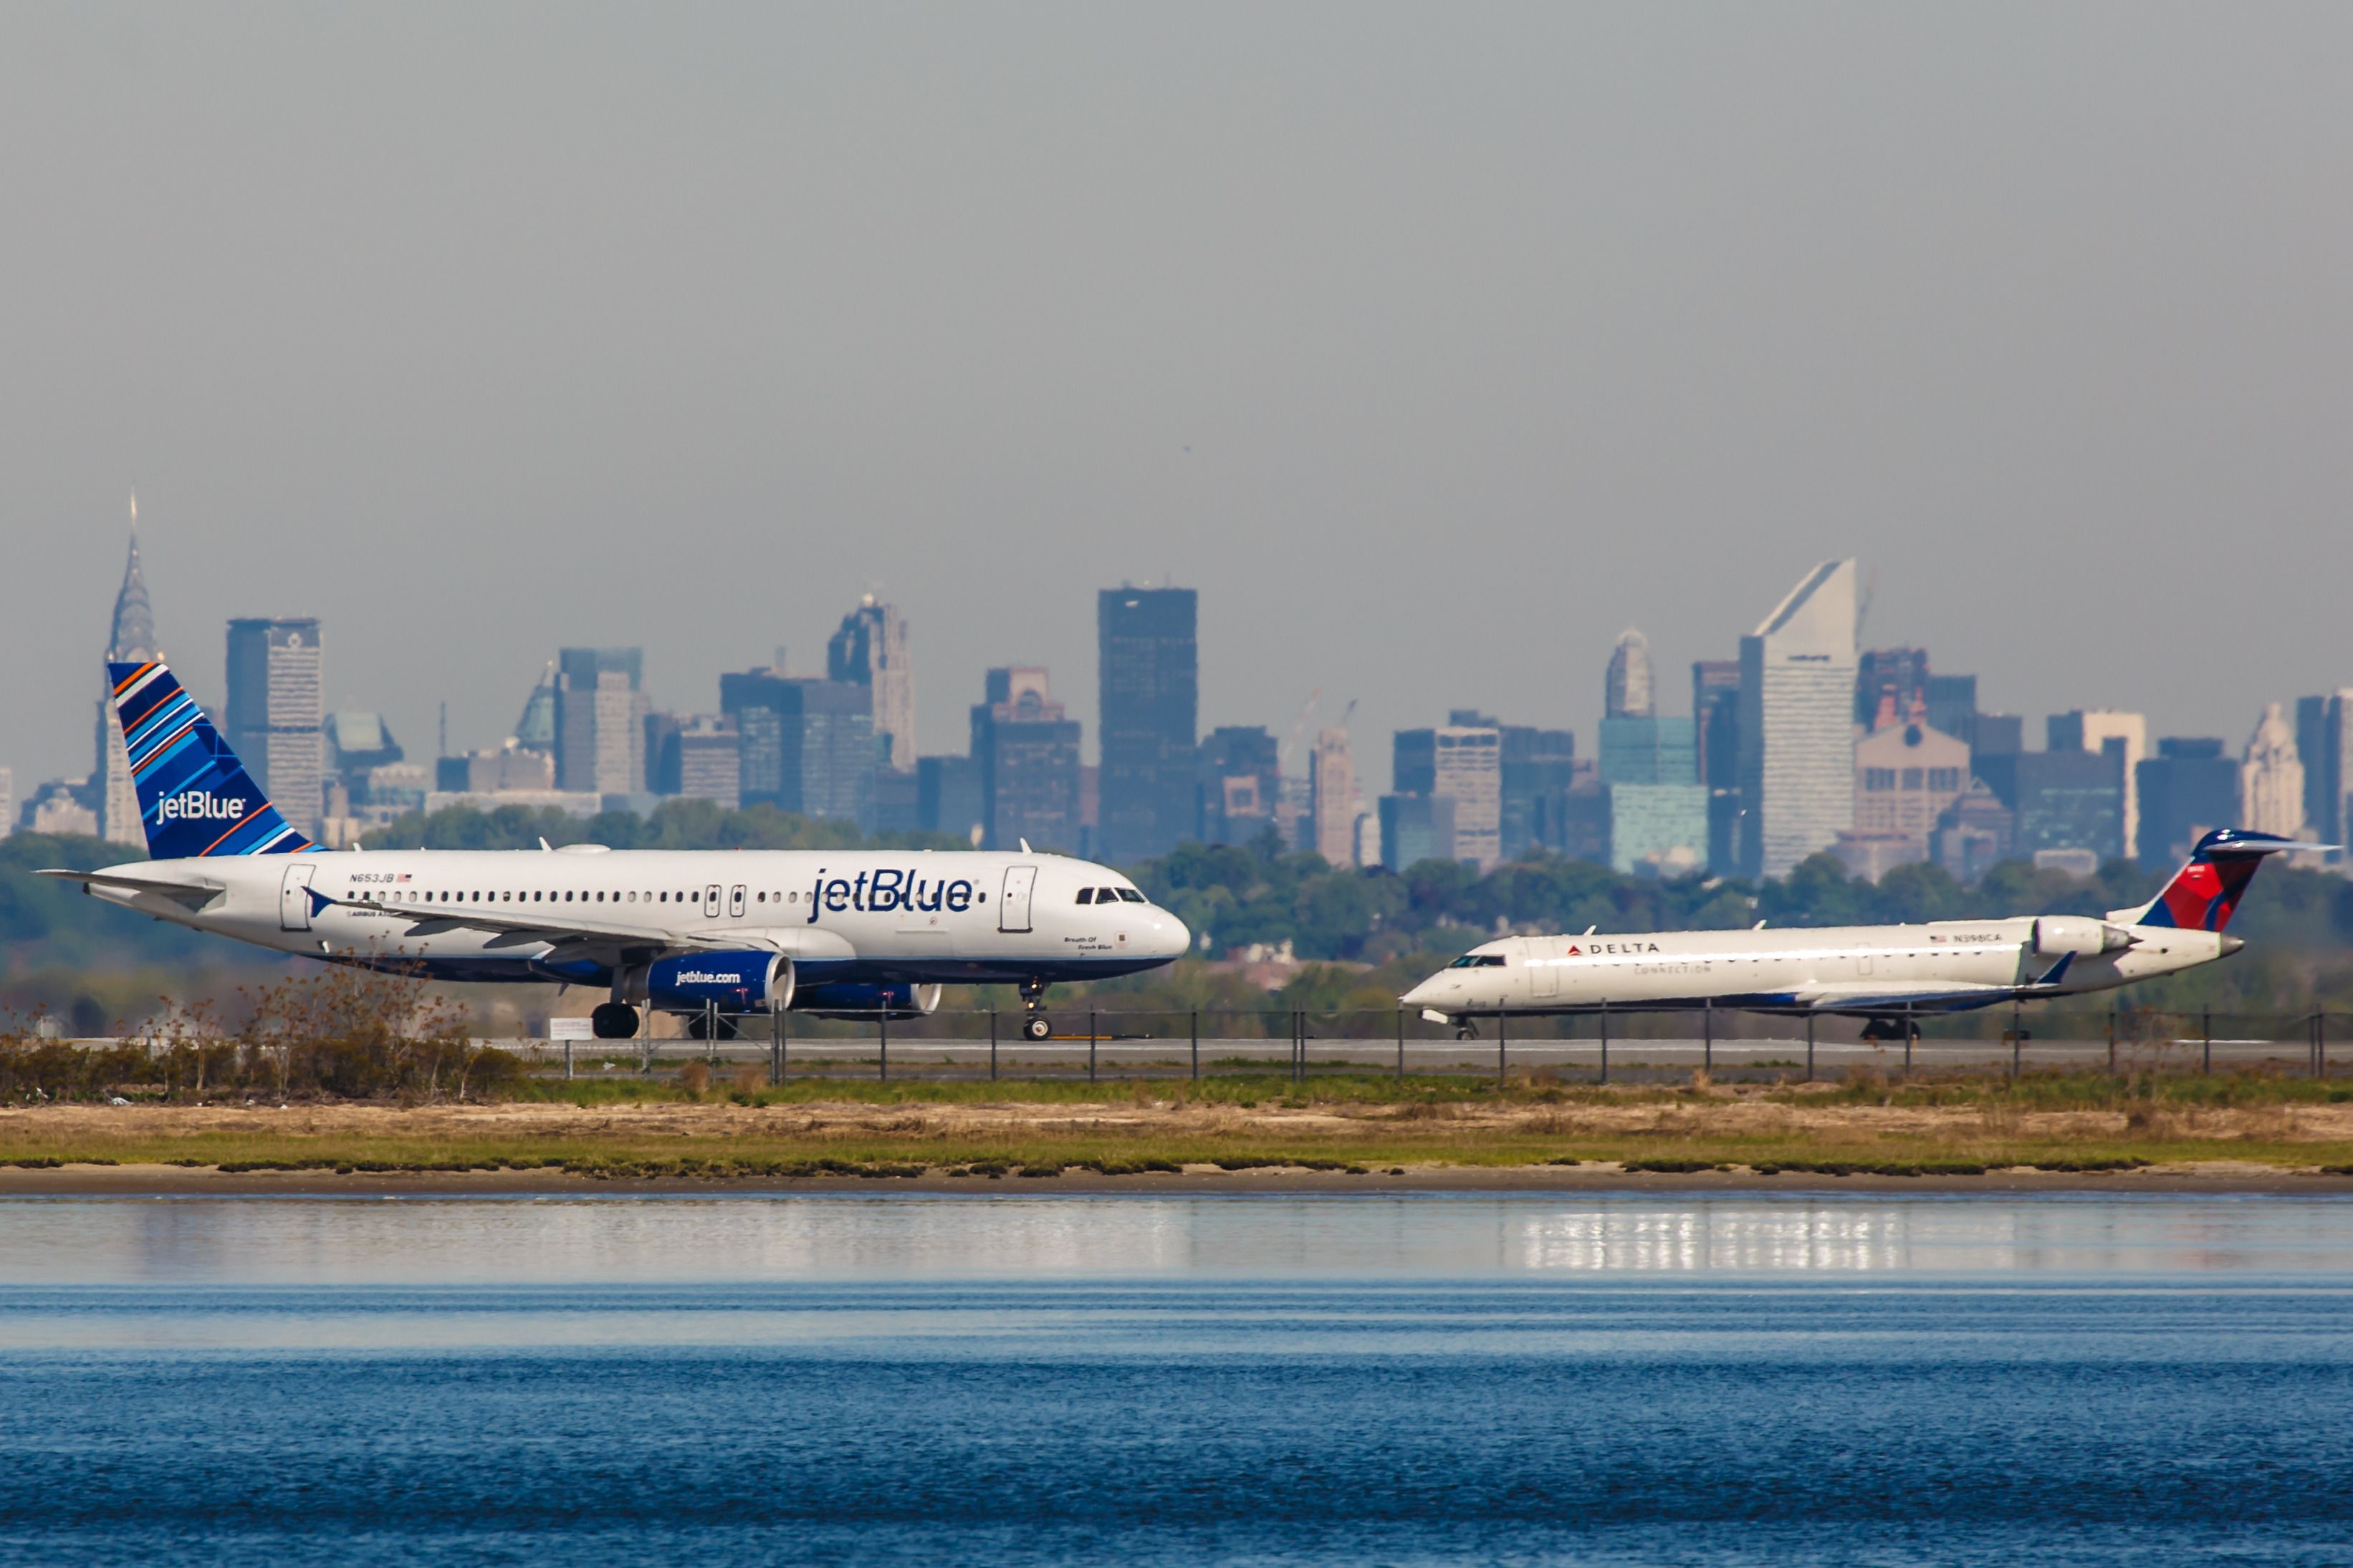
84,847,1189,992
1401,918,2234,1019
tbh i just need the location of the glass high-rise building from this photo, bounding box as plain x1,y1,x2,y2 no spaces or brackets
556,648,648,796
971,668,1080,852
1738,559,1857,879
225,617,325,839
1097,587,1197,862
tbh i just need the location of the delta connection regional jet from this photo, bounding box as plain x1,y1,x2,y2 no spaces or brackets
1401,829,2322,1039
38,661,1188,1042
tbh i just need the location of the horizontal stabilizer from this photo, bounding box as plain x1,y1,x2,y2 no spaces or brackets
35,867,224,910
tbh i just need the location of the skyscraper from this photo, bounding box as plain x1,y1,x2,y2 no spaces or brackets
2136,738,2240,864
1692,658,1742,875
1308,728,1358,865
972,667,1081,852
2295,691,2353,850
826,596,913,771
2048,711,2147,857
2241,703,2306,837
225,617,325,839
720,668,874,823
1433,718,1503,870
1738,559,1857,879
1605,630,1654,718
96,501,155,847
1097,587,1198,862
557,648,648,796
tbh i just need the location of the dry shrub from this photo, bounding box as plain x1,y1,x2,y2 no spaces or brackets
732,1066,767,1097
1690,1068,1713,1092
678,1061,711,1098
2123,1105,2180,1138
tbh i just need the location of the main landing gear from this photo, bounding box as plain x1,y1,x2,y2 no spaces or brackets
1859,1016,1922,1044
590,1002,640,1039
1019,978,1053,1042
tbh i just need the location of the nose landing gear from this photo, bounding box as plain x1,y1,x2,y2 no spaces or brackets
1019,978,1053,1042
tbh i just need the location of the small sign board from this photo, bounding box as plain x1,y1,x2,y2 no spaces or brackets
547,1016,596,1041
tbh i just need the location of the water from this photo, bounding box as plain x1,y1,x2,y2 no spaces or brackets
4,1193,2352,1566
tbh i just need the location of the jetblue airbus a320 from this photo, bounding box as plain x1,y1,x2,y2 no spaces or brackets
39,661,1189,1040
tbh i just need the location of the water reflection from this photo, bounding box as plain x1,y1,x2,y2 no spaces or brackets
3,1193,2352,1286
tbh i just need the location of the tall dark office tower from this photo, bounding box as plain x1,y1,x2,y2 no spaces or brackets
1097,587,1198,862
1925,674,1978,741
225,617,324,838
1692,659,1742,875
720,668,874,824
2136,738,2241,865
971,668,1081,852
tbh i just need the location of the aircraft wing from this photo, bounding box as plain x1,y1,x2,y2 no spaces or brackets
35,867,226,911
324,895,854,963
1788,981,2013,1013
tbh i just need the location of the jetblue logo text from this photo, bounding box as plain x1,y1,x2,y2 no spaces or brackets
157,792,248,823
671,971,744,986
807,870,974,923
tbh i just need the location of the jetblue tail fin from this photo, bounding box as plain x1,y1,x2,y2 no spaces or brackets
108,660,312,860
2110,829,2326,932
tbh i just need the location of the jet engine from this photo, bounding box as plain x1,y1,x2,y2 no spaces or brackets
791,981,944,1021
2031,916,2132,958
641,951,794,1014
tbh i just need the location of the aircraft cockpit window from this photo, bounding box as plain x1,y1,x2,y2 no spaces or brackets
1447,953,1507,968
1116,888,1146,903
1095,887,1121,903
1075,888,1094,904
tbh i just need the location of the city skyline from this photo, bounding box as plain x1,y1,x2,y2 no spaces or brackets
12,514,2344,805
7,9,2353,797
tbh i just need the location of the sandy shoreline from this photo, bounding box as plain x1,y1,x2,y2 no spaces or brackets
4,1161,2352,1197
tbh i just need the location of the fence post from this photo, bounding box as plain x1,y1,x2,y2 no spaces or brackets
1497,1007,1508,1091
878,1011,888,1083
1089,1010,1098,1083
564,1036,573,1082
2107,1006,2116,1076
770,1006,783,1085
2202,1007,2211,1076
2312,1011,2322,1079
1902,1004,1913,1076
1191,1009,1199,1082
1702,999,1712,1076
988,1009,998,1082
2011,1001,2021,1079
1599,1001,1609,1087
1396,1006,1406,1082
2319,1011,2328,1080
1294,1009,1304,1086
1804,1011,1815,1083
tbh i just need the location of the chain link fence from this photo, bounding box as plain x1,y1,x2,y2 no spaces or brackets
503,1006,2350,1085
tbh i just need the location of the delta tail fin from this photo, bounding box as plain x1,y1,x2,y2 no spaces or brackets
108,660,312,859
2109,828,2326,933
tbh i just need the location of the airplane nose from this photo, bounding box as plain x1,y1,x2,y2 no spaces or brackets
1158,913,1192,958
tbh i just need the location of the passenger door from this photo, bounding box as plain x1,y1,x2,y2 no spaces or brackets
998,865,1036,933
1530,940,1559,1001
279,862,317,932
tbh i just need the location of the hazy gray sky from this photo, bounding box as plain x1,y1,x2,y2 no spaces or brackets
5,3,2350,794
